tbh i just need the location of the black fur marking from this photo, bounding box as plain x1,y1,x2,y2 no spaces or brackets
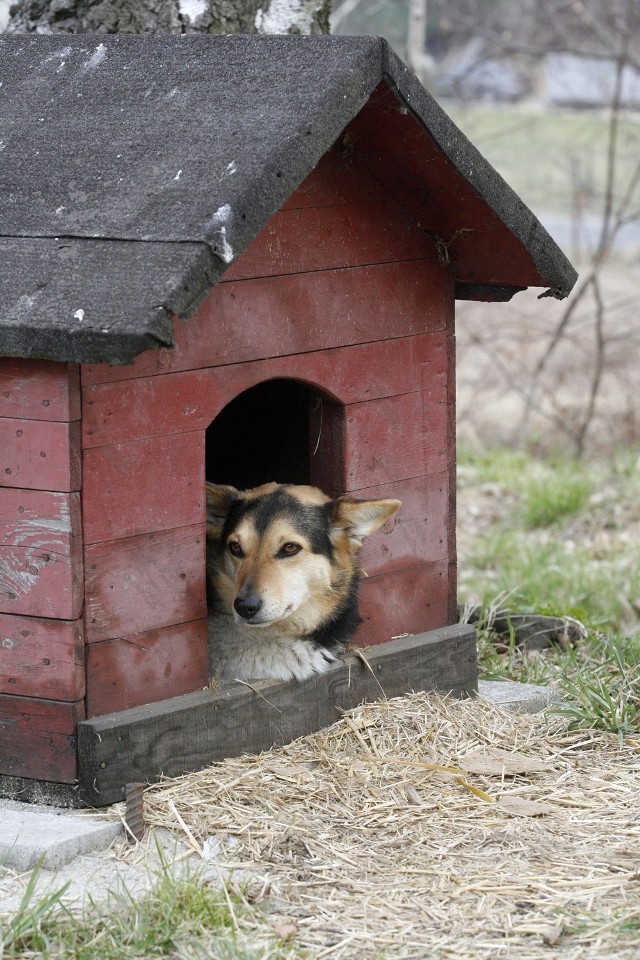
224,487,334,559
307,574,362,654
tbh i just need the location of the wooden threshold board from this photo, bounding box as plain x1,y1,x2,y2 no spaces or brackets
78,625,477,807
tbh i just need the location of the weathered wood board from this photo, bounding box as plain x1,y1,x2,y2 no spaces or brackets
81,258,450,385
0,489,83,619
84,524,206,643
81,333,447,448
82,433,205,544
86,619,208,717
0,419,81,491
77,624,477,806
0,695,84,782
0,613,85,701
0,359,80,422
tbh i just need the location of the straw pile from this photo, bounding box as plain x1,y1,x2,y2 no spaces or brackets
118,693,640,958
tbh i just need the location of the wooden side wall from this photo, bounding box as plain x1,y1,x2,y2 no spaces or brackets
80,141,457,719
0,361,84,782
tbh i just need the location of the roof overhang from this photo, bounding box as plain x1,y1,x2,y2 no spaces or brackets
0,34,577,365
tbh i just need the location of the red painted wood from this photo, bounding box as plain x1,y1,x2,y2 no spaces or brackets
280,148,386,210
448,561,458,626
0,695,84,781
354,474,449,577
222,198,437,282
0,614,84,701
85,524,206,644
82,259,450,385
356,560,450,647
0,489,83,619
342,390,448,491
0,419,81,491
0,489,81,553
86,619,208,717
346,83,545,289
0,360,80,422
82,333,448,449
0,545,83,620
82,432,204,544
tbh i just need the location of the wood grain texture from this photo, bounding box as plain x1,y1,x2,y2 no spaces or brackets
84,524,206,643
346,86,545,289
0,695,84,782
82,333,447,449
0,360,80,422
279,148,387,210
0,419,81,491
342,389,448,490
86,619,208,718
0,613,84,701
81,259,450,385
357,560,450,646
356,474,449,577
0,489,83,619
222,198,437,281
77,624,477,805
82,432,204,544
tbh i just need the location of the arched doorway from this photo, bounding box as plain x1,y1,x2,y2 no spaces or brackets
205,378,344,492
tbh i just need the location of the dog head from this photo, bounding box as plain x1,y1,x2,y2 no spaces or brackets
206,482,401,634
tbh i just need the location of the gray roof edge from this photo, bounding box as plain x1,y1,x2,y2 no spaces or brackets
199,37,384,291
380,40,578,299
0,324,173,366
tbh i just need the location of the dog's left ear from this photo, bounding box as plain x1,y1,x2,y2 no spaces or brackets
205,482,239,543
330,497,401,547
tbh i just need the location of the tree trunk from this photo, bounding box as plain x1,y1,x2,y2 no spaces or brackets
6,0,331,35
406,0,430,77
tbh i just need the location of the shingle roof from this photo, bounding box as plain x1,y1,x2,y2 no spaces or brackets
0,34,577,364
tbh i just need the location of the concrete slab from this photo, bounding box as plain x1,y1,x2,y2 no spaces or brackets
0,799,122,872
477,679,563,714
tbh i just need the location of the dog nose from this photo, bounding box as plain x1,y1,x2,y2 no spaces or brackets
234,592,262,620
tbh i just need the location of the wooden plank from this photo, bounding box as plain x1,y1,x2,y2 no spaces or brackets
0,490,83,619
0,613,84,701
357,560,450,646
222,198,437,282
82,432,204,544
342,390,448,490
77,624,477,806
85,525,206,643
0,695,84,782
0,419,81,491
0,360,80,422
86,619,208,718
0,489,81,553
82,333,447,449
280,149,387,210
356,474,449,577
81,259,450,385
346,87,545,289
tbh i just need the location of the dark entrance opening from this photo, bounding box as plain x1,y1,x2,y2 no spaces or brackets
205,379,342,491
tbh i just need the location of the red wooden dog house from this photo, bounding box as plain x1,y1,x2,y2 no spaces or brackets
0,35,576,805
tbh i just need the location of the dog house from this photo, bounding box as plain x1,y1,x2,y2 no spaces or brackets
0,34,576,806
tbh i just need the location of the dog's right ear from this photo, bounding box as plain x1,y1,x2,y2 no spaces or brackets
205,483,239,544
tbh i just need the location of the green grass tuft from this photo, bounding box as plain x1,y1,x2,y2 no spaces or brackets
520,469,593,529
459,447,640,736
0,863,291,960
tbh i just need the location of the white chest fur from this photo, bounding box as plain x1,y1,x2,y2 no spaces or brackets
207,613,338,683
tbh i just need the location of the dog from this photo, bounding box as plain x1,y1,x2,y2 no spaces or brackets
205,481,401,683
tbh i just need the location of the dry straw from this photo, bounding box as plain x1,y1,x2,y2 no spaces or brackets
114,692,640,958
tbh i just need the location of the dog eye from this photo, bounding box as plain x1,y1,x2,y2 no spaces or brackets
278,542,302,558
228,540,243,558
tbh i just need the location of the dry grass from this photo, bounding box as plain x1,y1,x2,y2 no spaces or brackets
109,692,640,959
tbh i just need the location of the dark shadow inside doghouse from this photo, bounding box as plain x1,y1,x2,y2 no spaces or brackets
205,378,344,492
